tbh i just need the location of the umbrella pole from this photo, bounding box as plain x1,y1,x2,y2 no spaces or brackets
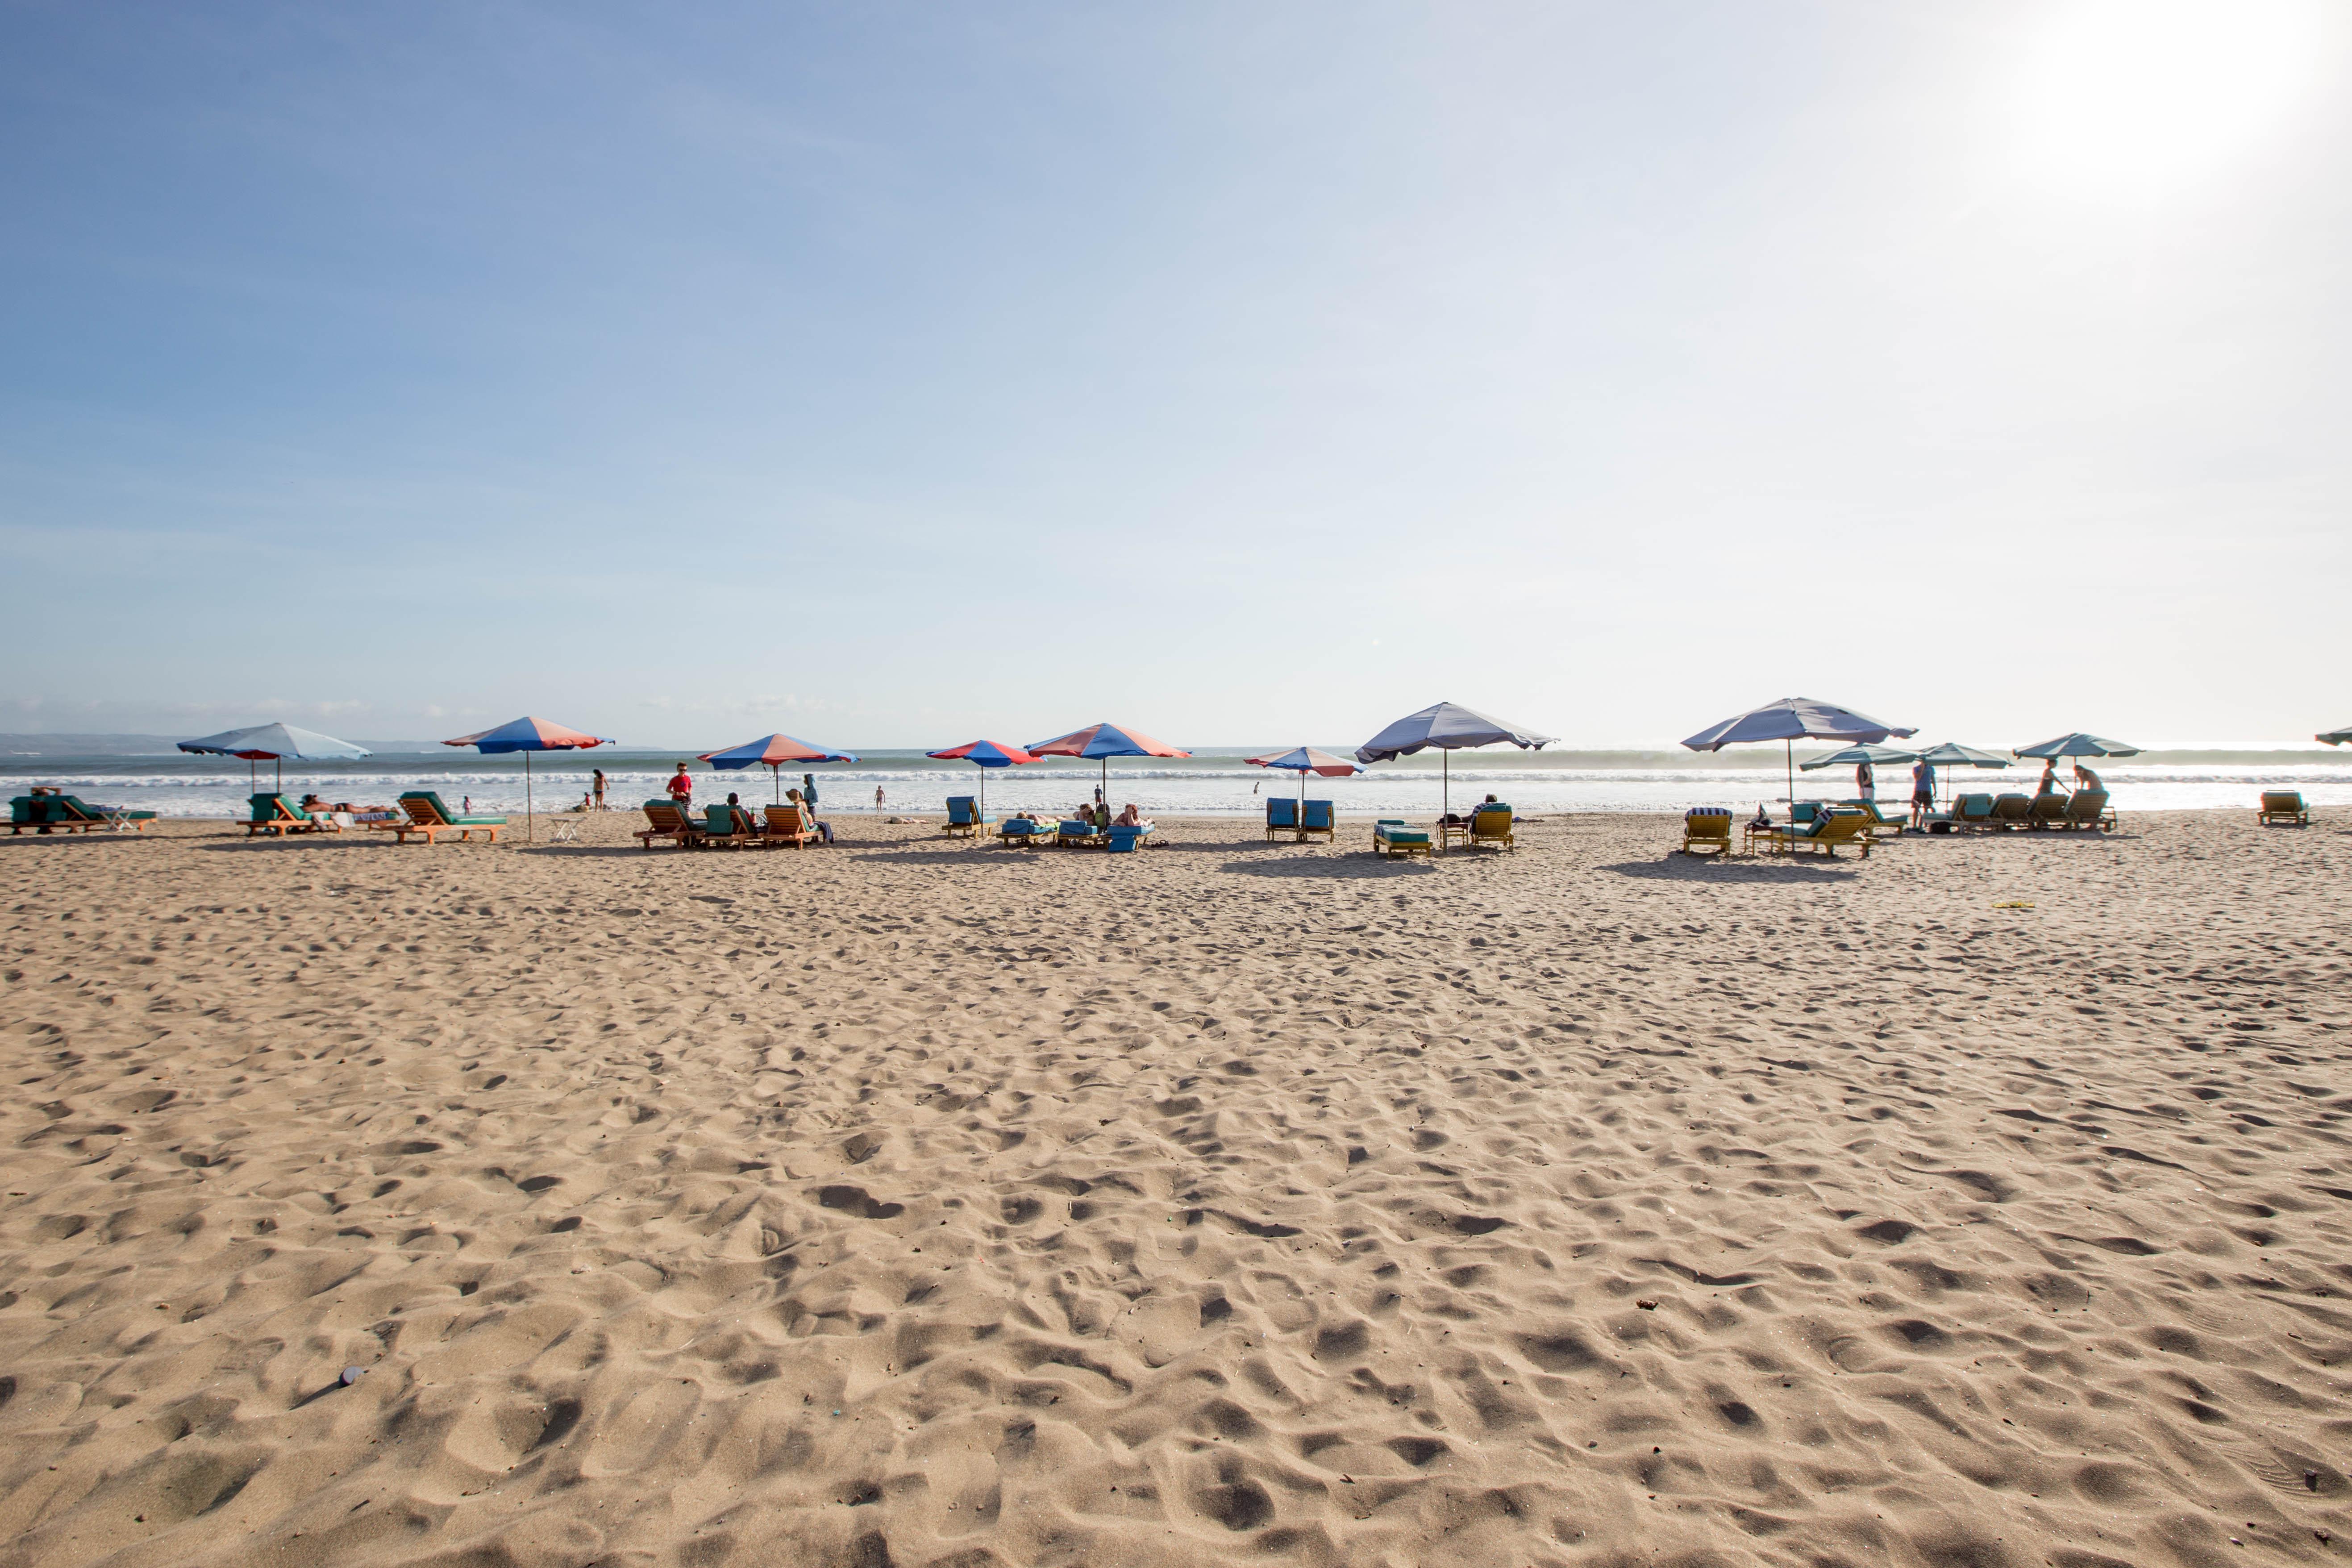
526,752,533,843
1785,740,1793,805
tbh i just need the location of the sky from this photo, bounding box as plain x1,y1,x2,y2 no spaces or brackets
2,0,2347,751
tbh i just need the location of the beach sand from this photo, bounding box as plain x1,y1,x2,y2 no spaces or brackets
1,810,2347,1567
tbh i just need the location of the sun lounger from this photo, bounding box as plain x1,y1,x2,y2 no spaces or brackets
635,799,704,848
1753,806,1872,858
1106,821,1154,853
762,804,815,847
2026,793,2069,828
1373,819,1431,860
244,792,338,836
998,818,1045,847
383,791,507,845
1988,794,2033,829
944,796,991,839
696,803,753,848
2257,791,2307,827
1265,797,1300,841
1054,819,1103,848
1928,793,1996,833
55,795,158,833
1840,799,1907,842
1468,805,1515,851
1300,799,1336,843
2060,789,2115,831
1681,808,1733,856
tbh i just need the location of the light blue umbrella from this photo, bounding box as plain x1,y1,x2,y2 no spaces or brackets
1797,743,1920,770
2014,733,2139,759
179,722,370,791
1355,702,1554,821
1911,742,2011,809
2319,727,2351,746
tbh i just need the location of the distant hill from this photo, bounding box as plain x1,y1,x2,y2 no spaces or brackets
0,733,440,756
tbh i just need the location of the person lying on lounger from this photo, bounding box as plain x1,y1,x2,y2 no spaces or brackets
1115,803,1144,827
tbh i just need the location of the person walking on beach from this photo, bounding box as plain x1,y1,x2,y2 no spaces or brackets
1910,756,1936,829
874,784,885,811
592,768,606,811
667,763,694,807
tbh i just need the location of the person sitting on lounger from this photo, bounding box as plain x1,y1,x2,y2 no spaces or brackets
2073,762,2102,792
1115,803,1143,828
786,788,835,844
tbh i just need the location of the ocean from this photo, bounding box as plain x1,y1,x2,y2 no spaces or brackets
6,749,2350,819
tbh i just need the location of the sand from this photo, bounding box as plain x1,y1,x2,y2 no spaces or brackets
1,808,2348,1568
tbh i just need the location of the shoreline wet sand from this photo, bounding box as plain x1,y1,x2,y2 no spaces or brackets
2,811,2348,1566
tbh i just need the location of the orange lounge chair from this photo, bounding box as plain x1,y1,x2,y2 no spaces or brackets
762,804,815,847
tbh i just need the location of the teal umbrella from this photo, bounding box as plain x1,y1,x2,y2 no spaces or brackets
2320,727,2352,746
2014,734,2139,759
1796,743,1920,770
1911,742,2011,810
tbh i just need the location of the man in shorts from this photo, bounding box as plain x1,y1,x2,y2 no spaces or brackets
1910,756,1936,829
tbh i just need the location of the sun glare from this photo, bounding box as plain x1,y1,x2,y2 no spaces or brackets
2011,0,2327,195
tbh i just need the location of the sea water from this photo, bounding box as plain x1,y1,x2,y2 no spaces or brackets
7,750,2351,819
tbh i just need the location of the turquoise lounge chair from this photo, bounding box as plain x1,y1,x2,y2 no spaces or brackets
1266,797,1299,840
246,793,332,836
1373,819,1431,860
386,792,507,844
1300,800,1336,842
998,818,1045,847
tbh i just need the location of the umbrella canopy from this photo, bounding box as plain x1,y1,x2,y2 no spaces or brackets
1915,742,2012,769
1355,702,1554,764
443,716,613,754
179,722,370,761
1683,696,1915,804
926,740,1039,767
2014,733,2140,760
703,733,858,768
1027,723,1188,761
1797,743,1920,772
1247,745,1364,810
2318,727,2351,746
179,722,370,791
443,716,615,840
1355,702,1554,825
702,732,858,802
926,740,1039,817
1027,723,1190,821
1247,746,1364,777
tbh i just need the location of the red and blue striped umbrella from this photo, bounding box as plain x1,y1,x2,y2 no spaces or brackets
926,740,1039,818
1026,722,1189,819
443,716,615,840
701,733,859,802
1245,745,1363,807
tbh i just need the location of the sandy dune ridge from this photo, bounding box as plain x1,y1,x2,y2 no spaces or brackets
1,811,2348,1566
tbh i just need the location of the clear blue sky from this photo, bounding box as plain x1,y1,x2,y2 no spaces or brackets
4,1,2347,749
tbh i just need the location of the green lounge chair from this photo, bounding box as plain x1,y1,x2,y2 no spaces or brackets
384,791,507,845
1373,819,1431,860
245,793,336,836
635,799,704,848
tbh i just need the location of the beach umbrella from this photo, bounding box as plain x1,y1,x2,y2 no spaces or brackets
443,716,615,842
1911,742,2011,810
1245,745,1364,809
925,740,1038,818
1796,743,1920,770
2013,733,2139,759
1681,696,1915,805
703,732,859,803
1025,722,1190,817
2318,727,2351,746
1355,702,1555,823
178,722,370,792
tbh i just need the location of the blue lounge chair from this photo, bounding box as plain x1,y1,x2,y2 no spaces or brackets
998,817,1045,847
1107,822,1151,853
944,796,992,839
1055,819,1102,848
1266,797,1299,841
1300,800,1336,842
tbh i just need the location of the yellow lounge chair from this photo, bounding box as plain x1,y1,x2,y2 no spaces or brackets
762,804,815,847
2257,791,2308,827
1467,805,1515,852
1680,809,1733,856
1753,807,1872,859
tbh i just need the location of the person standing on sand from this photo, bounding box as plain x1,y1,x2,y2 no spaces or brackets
1910,756,1936,828
667,764,693,807
874,784,885,811
1855,761,1875,803
592,768,606,811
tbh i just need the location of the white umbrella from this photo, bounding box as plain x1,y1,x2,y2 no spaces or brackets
1356,702,1555,823
1682,696,1915,805
179,723,370,792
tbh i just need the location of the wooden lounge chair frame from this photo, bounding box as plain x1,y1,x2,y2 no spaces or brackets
2256,792,2308,828
762,805,815,847
384,792,505,845
1680,812,1733,856
635,800,705,849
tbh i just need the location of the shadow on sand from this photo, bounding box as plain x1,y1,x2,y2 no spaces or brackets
1603,857,1857,883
